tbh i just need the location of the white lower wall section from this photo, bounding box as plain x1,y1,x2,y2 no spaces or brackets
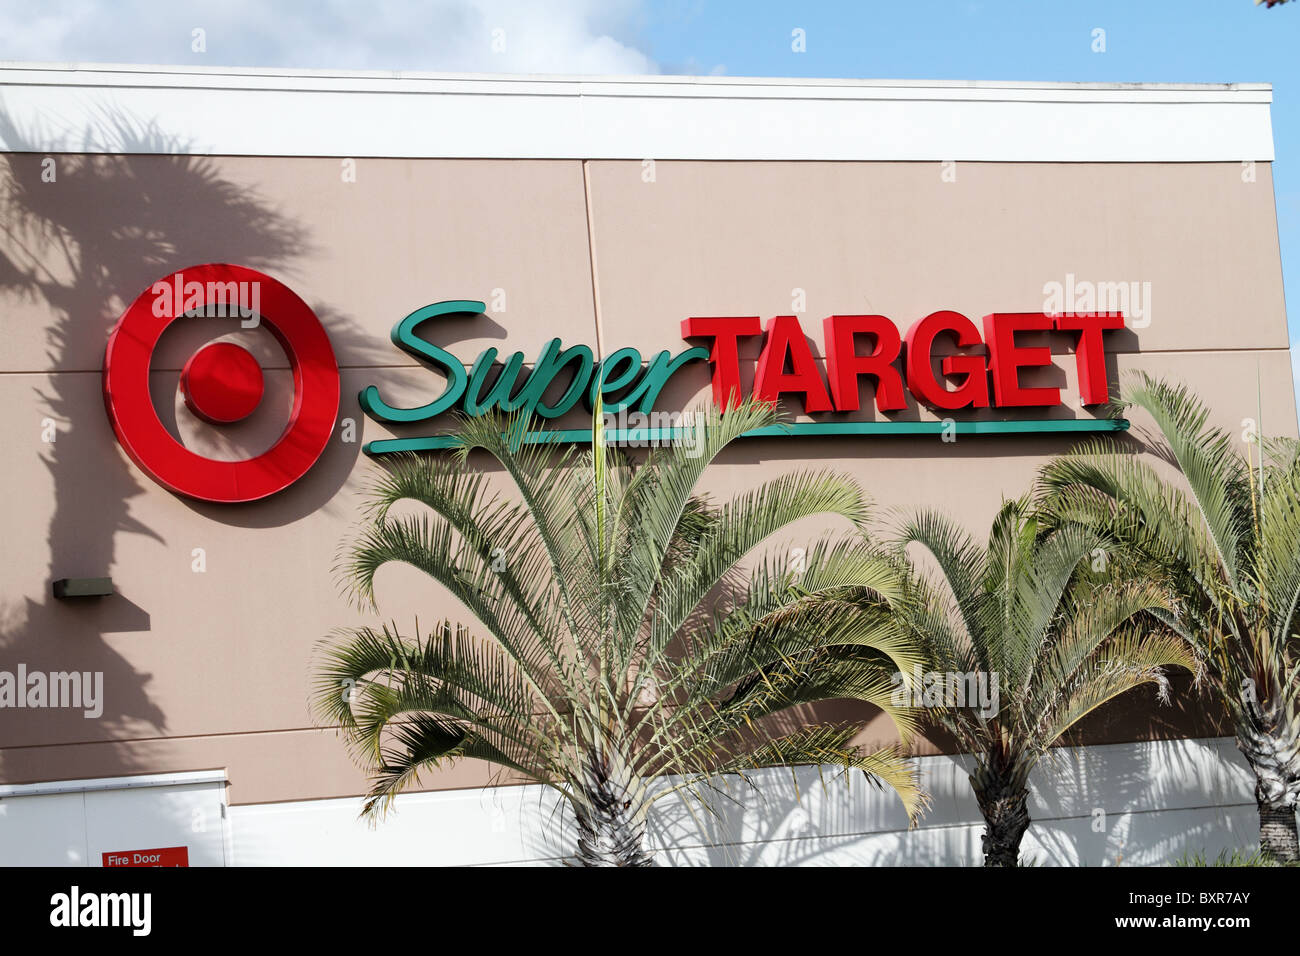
228,736,1278,866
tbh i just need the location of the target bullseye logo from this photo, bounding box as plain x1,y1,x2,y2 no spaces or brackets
103,264,340,503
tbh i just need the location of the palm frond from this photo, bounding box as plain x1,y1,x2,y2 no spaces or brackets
317,397,930,858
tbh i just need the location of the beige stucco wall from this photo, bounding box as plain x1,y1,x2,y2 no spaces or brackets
0,154,1293,805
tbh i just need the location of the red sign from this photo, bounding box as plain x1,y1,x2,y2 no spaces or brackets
102,845,190,867
683,310,1124,413
102,263,341,503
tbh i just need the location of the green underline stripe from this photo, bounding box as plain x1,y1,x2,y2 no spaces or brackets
363,418,1130,455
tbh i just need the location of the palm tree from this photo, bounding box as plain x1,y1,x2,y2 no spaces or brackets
1039,374,1300,862
314,400,927,866
894,497,1196,866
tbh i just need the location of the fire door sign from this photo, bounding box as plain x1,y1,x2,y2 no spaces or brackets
102,846,190,867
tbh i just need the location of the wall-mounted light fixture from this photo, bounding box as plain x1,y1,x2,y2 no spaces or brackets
52,578,113,600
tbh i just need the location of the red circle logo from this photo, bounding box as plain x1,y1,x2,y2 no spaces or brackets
103,264,340,503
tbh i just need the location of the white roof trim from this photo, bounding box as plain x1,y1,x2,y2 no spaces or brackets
0,63,1276,161
0,770,228,798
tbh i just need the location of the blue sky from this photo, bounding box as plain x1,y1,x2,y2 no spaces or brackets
2,0,1296,391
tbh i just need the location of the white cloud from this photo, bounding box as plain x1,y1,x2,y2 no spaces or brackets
0,0,656,74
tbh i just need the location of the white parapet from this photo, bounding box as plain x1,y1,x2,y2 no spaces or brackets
0,64,1276,162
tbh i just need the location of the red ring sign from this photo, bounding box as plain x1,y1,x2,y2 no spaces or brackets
103,264,340,503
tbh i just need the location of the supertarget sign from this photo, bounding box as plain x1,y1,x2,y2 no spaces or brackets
104,263,1128,504
102,264,340,503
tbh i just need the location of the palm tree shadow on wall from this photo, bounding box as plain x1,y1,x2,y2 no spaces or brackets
1029,734,1255,866
511,711,927,866
0,104,375,793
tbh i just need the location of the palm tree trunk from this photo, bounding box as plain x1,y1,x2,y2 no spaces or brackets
1236,711,1300,863
971,766,1031,867
573,746,654,867
1258,803,1299,863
